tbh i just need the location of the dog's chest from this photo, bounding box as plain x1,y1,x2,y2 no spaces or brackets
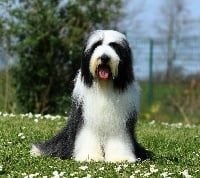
73,75,140,135
82,87,133,135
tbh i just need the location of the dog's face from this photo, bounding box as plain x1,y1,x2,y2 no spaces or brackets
81,30,134,90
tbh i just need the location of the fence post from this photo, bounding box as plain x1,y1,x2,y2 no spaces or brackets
148,39,154,107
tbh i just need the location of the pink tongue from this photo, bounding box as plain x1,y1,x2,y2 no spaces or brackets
98,66,109,79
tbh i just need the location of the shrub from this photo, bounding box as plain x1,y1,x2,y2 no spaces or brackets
3,0,122,114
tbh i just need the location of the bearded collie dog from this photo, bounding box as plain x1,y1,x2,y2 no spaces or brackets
30,30,151,162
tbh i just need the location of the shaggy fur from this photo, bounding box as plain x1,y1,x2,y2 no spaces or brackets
30,30,151,162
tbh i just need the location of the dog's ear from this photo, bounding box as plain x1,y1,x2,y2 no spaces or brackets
109,39,134,90
81,39,103,87
81,47,93,87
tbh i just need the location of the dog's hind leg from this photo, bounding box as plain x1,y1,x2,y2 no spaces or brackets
30,123,77,159
30,99,84,159
133,138,152,161
126,111,152,161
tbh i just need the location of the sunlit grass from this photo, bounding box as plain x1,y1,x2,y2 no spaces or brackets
0,113,199,177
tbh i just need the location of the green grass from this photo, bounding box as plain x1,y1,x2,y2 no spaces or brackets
0,114,199,177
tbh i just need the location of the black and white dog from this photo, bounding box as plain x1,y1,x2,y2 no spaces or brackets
30,30,151,162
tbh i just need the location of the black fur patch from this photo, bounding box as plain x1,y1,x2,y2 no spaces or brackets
81,40,103,87
126,111,152,160
34,97,84,159
109,40,134,91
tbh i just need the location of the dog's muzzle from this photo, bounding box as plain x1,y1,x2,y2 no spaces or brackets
96,55,111,80
89,45,120,80
97,64,111,79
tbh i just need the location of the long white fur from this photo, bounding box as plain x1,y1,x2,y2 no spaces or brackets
72,72,140,162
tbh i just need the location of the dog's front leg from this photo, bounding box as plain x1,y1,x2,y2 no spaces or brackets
104,135,137,162
73,127,104,162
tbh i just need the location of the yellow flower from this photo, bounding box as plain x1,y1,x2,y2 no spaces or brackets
144,113,151,120
150,104,160,114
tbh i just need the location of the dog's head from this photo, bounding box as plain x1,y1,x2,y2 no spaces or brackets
81,30,134,90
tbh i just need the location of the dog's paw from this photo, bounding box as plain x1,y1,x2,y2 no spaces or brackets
74,149,104,162
30,144,41,157
105,154,137,163
75,155,104,162
75,152,104,162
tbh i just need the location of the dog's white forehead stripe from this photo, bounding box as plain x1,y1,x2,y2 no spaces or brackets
86,30,126,51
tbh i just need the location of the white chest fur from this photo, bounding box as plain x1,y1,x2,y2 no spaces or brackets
83,82,138,136
73,73,140,136
72,73,140,162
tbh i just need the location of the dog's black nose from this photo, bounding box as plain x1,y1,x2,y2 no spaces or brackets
100,54,110,64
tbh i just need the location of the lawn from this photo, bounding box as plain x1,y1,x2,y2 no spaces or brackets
0,113,199,177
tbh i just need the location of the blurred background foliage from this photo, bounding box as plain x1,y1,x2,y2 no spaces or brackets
0,0,199,124
0,0,122,114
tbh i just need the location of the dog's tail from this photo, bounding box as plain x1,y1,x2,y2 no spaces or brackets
30,143,43,157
